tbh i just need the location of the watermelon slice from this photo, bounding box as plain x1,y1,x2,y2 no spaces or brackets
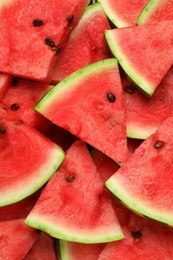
98,0,148,27
35,59,128,163
25,140,124,243
0,218,38,260
106,116,173,225
24,232,57,260
0,0,89,82
105,20,173,96
0,105,64,206
124,66,173,139
137,0,173,25
1,78,52,133
0,73,11,99
51,3,111,84
59,240,106,260
98,214,173,259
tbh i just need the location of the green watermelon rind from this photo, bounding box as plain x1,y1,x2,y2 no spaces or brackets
98,0,130,28
105,30,154,96
127,123,157,139
0,146,65,207
137,0,164,25
35,58,118,113
106,177,173,226
25,213,124,244
59,240,70,260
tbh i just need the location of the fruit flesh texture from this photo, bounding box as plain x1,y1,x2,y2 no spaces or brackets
105,20,173,96
36,59,128,163
51,3,111,84
106,116,173,226
0,0,89,82
0,73,11,99
137,0,173,25
98,0,148,27
25,140,124,244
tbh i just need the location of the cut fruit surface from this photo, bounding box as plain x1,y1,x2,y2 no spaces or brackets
0,0,89,82
0,105,64,206
36,59,128,163
0,73,11,99
51,2,111,84
124,66,173,139
25,140,124,244
106,116,173,225
105,20,173,96
98,0,148,27
137,0,173,25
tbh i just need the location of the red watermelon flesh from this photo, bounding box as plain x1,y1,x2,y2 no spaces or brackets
0,190,41,222
59,239,106,260
98,0,148,27
25,140,124,243
35,59,128,163
137,0,173,25
0,104,64,206
106,116,173,226
105,20,173,96
124,66,173,139
1,78,52,133
91,149,131,226
98,214,173,260
0,73,11,99
51,2,111,84
0,0,89,82
24,232,57,260
0,218,38,260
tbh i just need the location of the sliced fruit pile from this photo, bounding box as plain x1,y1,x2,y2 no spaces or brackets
1,0,173,259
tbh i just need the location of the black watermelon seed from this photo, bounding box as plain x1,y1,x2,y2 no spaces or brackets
10,103,19,111
33,19,43,27
56,46,61,54
67,15,74,23
131,231,142,239
16,119,23,125
11,78,18,87
45,38,56,47
107,92,116,102
0,125,6,134
66,175,75,183
154,140,165,149
124,86,135,94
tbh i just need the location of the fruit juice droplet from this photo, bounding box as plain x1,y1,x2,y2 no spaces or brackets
107,92,116,102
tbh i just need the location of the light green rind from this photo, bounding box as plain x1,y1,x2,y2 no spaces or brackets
35,58,118,113
106,177,173,226
0,146,65,206
127,124,157,139
105,30,154,96
59,240,70,260
137,0,166,25
98,0,130,27
25,213,124,244
0,0,13,7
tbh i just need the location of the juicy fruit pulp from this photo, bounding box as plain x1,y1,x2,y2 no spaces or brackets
35,59,128,163
26,140,124,243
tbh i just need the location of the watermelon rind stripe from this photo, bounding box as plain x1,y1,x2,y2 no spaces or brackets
98,0,130,28
106,177,173,226
59,240,69,260
127,123,157,139
25,213,124,244
35,58,118,114
105,30,154,96
137,0,166,25
0,146,65,206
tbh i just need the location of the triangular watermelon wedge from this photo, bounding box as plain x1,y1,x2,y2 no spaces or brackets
106,116,173,225
0,104,64,206
25,140,124,243
35,59,128,163
105,20,173,96
0,218,38,260
0,0,89,82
